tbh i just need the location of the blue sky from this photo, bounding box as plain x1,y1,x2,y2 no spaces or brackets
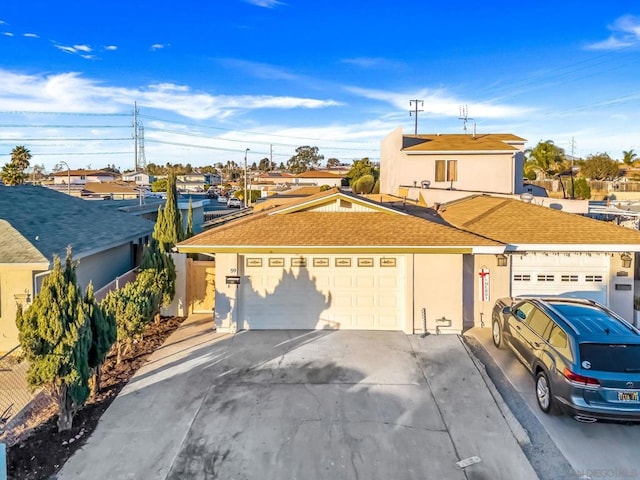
1,0,640,171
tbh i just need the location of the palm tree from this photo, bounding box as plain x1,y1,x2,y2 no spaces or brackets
622,149,637,166
11,145,32,170
1,145,32,185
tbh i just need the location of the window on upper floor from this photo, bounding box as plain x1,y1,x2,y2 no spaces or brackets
435,160,457,182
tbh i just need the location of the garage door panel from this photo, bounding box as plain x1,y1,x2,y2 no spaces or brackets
379,276,398,288
511,254,608,305
240,255,405,331
334,276,354,288
356,276,375,288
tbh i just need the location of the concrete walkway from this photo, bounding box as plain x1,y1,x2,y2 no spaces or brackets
56,317,538,480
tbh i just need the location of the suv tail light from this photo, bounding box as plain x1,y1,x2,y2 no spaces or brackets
563,368,600,387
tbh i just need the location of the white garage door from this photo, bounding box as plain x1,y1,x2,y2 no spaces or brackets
239,255,405,330
511,253,609,305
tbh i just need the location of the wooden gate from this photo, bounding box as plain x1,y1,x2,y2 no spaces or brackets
187,259,216,314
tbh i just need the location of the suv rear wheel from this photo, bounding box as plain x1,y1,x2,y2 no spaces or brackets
492,319,506,349
536,371,559,414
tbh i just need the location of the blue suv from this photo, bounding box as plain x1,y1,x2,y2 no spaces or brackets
492,297,640,422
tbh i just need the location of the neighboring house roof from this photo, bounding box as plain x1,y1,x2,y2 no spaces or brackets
83,182,139,194
294,171,343,179
252,187,324,212
0,185,156,264
438,195,640,249
178,189,502,253
0,220,48,264
402,134,524,152
51,169,118,177
257,172,294,178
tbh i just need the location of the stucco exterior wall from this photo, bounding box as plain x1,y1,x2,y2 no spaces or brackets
0,266,36,352
76,243,133,291
214,253,240,332
473,254,512,329
411,253,465,334
608,254,635,322
380,127,525,196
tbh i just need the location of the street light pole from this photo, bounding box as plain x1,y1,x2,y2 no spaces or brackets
244,148,250,208
58,160,70,196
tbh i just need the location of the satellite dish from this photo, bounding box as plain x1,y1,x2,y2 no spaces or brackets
520,192,534,203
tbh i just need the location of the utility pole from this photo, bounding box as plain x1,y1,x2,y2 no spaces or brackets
138,122,147,171
409,99,424,135
132,102,139,172
270,144,273,171
569,137,576,199
458,105,473,133
244,148,250,208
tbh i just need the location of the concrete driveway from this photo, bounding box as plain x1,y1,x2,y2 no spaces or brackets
467,328,640,478
57,317,537,480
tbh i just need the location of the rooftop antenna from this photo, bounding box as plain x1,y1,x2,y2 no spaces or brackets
410,99,424,135
458,105,473,133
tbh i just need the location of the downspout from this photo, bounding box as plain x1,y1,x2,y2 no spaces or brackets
33,270,52,297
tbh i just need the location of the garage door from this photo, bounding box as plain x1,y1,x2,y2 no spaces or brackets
511,253,608,305
239,255,405,330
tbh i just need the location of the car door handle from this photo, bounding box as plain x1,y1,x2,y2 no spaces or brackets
515,325,521,331
533,342,542,349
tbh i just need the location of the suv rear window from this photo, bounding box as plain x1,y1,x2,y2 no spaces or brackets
579,343,640,372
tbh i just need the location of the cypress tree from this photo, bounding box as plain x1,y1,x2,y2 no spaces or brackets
85,283,116,397
140,238,176,323
152,170,184,253
16,248,92,432
186,197,194,238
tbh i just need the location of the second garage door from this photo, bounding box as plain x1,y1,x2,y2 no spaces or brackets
239,254,405,330
511,252,609,305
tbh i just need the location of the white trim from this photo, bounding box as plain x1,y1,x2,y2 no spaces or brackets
403,150,516,155
472,246,506,254
505,244,640,253
270,192,408,216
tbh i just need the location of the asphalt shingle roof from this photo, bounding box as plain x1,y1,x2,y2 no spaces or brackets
0,185,155,264
438,195,640,245
403,134,524,152
180,189,501,251
0,220,48,264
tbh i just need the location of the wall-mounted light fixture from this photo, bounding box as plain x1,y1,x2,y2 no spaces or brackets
621,253,632,269
496,254,508,267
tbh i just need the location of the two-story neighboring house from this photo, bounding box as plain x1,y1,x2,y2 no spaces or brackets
381,126,528,194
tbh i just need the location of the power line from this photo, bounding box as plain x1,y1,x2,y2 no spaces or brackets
138,114,377,145
0,111,129,116
0,137,130,141
0,124,126,128
146,127,378,152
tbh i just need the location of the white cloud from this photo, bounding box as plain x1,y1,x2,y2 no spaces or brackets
3,32,14,37
151,43,168,51
0,69,341,120
220,58,300,81
23,33,39,38
73,44,92,52
345,86,530,118
341,57,402,69
586,15,640,50
54,44,79,54
0,20,6,25
244,0,283,8
104,45,118,51
81,54,96,60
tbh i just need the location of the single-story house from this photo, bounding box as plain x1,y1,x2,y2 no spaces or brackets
0,185,155,351
121,171,154,186
292,170,344,187
52,169,119,186
177,188,503,334
436,195,640,324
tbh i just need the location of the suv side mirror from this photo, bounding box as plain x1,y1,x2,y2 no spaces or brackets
502,306,512,315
